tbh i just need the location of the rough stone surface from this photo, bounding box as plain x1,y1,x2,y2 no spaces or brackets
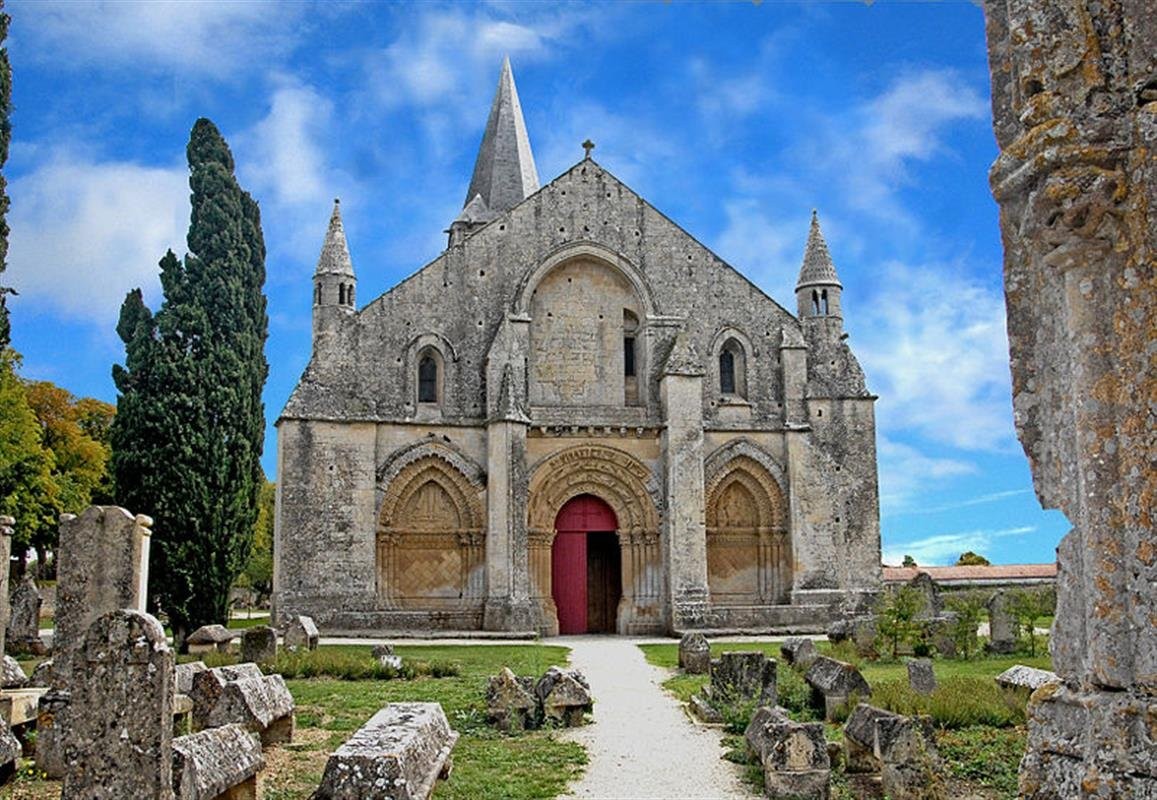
709,651,777,706
0,718,19,780
187,624,237,653
678,632,710,674
274,61,882,637
983,0,1155,794
754,707,830,800
239,625,278,665
907,658,936,695
744,705,789,761
875,715,944,800
827,616,877,657
780,637,818,669
172,723,264,800
6,575,45,655
0,517,12,658
175,662,208,696
994,664,1058,692
53,507,152,692
61,609,173,799
804,656,871,720
0,656,27,689
190,664,295,745
283,615,319,651
28,658,54,688
311,702,458,800
485,667,538,732
906,572,942,620
535,666,592,726
843,703,901,774
985,590,1017,654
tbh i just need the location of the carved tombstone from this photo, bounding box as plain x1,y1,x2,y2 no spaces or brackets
283,615,319,651
906,572,941,621
907,658,936,696
985,590,1017,654
6,574,45,655
240,625,278,665
62,609,174,799
0,517,12,657
983,0,1155,795
678,632,711,674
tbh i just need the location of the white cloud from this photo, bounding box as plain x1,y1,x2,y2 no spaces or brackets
876,436,977,515
15,0,301,78
712,200,807,305
8,153,187,325
882,525,1036,567
237,82,333,209
854,259,1015,452
890,488,1032,517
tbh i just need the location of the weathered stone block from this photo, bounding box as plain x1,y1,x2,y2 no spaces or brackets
688,693,723,723
0,718,18,783
744,705,789,761
805,656,871,720
709,651,777,706
780,637,818,670
535,666,592,726
34,688,68,778
485,667,537,732
986,590,1017,654
187,625,237,655
843,703,900,773
173,723,264,800
28,658,54,688
191,664,294,745
678,632,710,674
907,658,936,695
176,661,208,695
906,572,941,620
1,656,27,689
6,575,46,656
995,665,1058,692
62,610,173,799
240,626,278,665
0,517,12,660
311,702,458,800
283,615,319,651
876,715,943,800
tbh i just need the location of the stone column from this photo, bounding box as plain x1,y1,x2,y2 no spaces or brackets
660,332,710,631
482,368,536,632
983,2,1155,795
0,516,12,657
779,326,808,428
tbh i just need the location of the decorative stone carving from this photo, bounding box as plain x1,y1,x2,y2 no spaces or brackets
311,702,458,800
678,632,711,674
747,706,830,800
983,0,1154,794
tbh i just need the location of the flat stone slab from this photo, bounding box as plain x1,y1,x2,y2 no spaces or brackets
173,722,264,800
995,665,1059,692
0,687,48,726
187,625,237,654
312,702,458,800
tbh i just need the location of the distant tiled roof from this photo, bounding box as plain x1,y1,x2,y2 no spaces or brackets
882,563,1057,584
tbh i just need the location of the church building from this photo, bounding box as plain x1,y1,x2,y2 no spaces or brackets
273,61,881,635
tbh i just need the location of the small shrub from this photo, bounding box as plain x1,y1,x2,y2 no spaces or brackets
939,725,1027,794
192,647,460,681
720,698,761,734
944,591,986,660
875,586,923,660
777,665,817,719
868,676,1025,728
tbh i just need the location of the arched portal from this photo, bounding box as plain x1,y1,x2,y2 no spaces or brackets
527,444,663,635
551,495,622,634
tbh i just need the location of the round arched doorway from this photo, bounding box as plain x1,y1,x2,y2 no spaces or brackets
551,494,622,634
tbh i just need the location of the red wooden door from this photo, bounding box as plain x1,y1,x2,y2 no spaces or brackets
553,495,618,635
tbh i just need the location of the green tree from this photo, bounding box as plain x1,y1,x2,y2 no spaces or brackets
112,119,268,647
24,381,114,570
944,590,986,659
955,551,991,566
0,2,12,348
0,351,56,564
1007,587,1055,657
875,585,922,660
902,554,917,567
235,479,274,603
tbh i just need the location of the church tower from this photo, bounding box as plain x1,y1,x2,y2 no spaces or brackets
312,199,356,354
795,211,843,324
448,57,540,246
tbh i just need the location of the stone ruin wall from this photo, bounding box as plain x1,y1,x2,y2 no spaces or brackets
983,0,1155,795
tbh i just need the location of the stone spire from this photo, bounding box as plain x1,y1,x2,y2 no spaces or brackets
463,57,540,218
315,199,354,278
795,211,842,291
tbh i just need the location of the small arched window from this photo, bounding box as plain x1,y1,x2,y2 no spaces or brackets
338,284,347,305
820,289,829,315
418,355,439,403
811,290,820,315
347,284,355,306
720,350,736,394
315,282,322,305
719,337,747,398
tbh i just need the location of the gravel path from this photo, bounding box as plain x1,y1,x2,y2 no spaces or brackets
551,636,759,800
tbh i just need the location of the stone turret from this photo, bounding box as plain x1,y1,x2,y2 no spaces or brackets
312,199,356,355
449,58,540,246
795,211,843,322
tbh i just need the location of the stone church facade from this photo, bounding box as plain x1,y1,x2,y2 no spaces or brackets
273,61,881,635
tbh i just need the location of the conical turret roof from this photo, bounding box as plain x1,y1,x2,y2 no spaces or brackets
315,199,354,278
795,211,842,290
462,57,540,218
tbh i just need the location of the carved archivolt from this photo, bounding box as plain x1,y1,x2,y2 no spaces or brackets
527,444,660,534
378,456,484,533
377,441,485,501
706,455,786,531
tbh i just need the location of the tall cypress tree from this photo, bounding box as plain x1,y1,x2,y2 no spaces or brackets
112,119,268,645
0,1,14,348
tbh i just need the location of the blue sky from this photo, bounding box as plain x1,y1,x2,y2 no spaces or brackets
4,1,1067,566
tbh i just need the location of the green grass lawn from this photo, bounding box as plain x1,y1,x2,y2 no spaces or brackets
641,638,1054,800
2,644,586,800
